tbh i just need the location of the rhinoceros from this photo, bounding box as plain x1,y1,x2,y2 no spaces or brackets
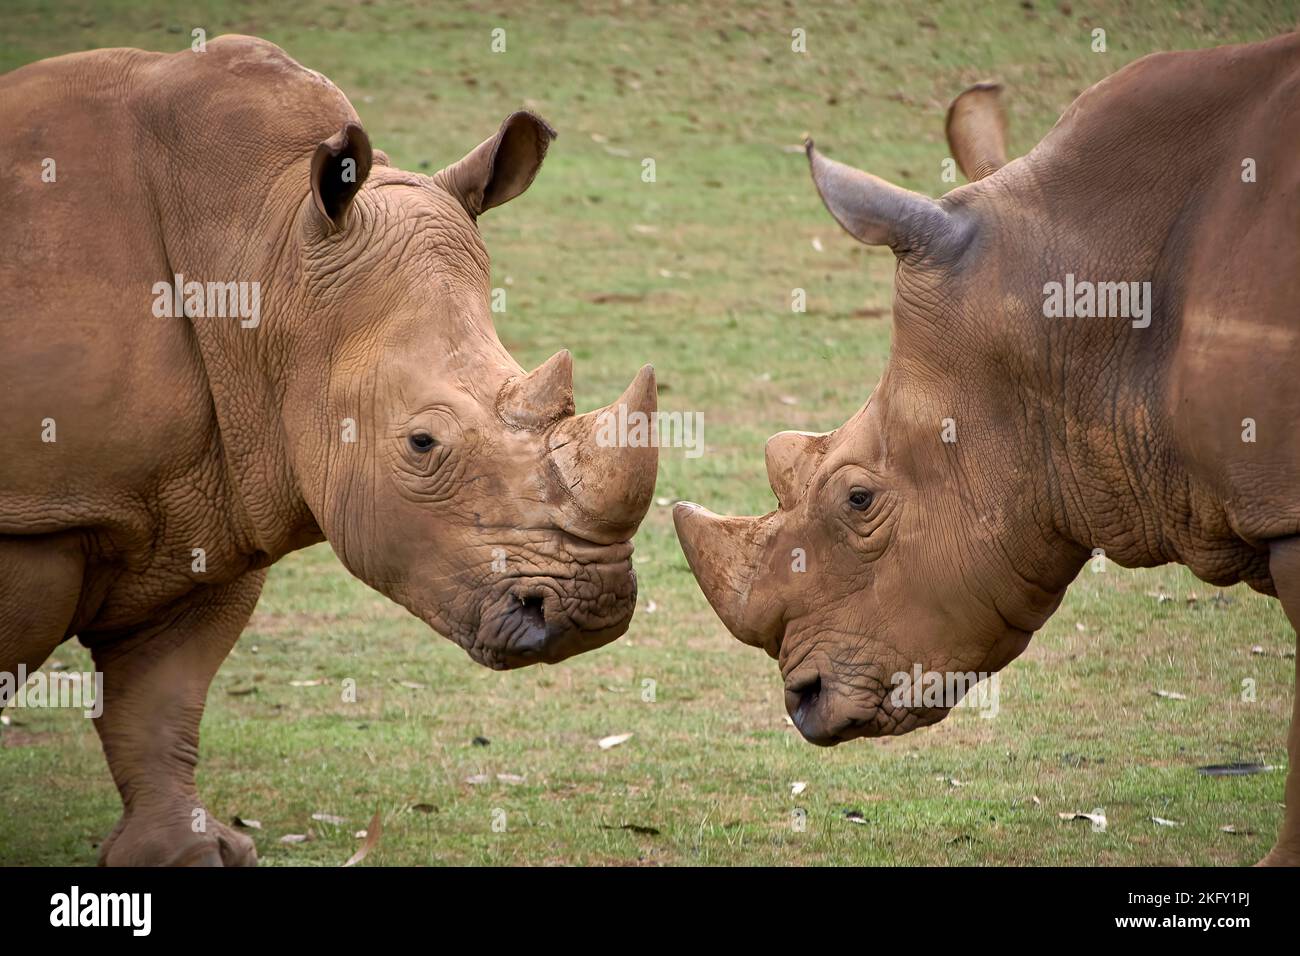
0,36,657,865
674,33,1300,865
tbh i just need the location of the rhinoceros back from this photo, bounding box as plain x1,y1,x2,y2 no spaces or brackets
0,37,356,537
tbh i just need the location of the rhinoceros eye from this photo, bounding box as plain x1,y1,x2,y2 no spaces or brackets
848,487,873,511
408,432,438,453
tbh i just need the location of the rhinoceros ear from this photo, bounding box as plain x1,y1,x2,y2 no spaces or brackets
310,122,373,230
435,111,557,218
805,139,972,263
945,81,1008,182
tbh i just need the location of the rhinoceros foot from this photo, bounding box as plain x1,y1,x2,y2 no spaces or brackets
1255,845,1300,868
99,803,257,867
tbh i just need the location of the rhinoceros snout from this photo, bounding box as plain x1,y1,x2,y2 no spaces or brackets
783,672,866,747
476,569,637,669
500,591,550,659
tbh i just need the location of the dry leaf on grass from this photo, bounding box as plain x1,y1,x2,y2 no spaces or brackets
1251,645,1296,658
231,816,262,830
1198,763,1276,777
312,812,346,826
598,733,633,750
279,833,311,845
343,810,383,867
1058,810,1107,831
600,823,660,836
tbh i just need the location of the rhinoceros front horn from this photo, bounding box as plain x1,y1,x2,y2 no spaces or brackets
547,365,658,542
672,503,778,654
498,349,576,429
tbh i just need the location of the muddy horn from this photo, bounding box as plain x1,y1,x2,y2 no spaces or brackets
548,365,658,541
499,349,576,429
673,503,782,654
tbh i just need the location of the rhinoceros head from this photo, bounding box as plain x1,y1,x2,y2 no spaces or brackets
675,94,1088,742
285,112,657,669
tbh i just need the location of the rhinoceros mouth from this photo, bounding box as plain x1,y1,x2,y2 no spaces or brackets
781,649,951,745
784,670,950,745
463,559,639,670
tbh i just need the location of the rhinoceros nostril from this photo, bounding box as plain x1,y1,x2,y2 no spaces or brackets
517,593,546,631
785,674,850,746
794,676,821,722
784,674,822,724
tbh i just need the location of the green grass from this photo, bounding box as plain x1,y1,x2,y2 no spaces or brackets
2,0,1297,866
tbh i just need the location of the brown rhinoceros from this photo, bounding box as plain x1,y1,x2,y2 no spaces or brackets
674,33,1300,865
0,35,657,866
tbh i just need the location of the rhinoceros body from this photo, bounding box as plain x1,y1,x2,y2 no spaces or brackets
675,33,1300,864
0,36,657,865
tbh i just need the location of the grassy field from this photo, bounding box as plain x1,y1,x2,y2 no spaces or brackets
2,0,1297,866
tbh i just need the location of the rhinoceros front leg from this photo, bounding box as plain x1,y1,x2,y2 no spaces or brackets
1260,537,1300,867
0,534,87,679
89,570,266,867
